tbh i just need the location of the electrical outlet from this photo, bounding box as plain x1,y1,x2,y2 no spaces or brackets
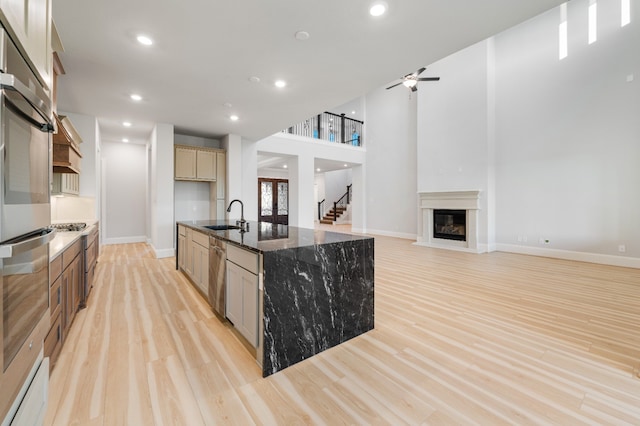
618,245,626,253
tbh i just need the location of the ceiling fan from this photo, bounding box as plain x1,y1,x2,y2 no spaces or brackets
386,67,440,92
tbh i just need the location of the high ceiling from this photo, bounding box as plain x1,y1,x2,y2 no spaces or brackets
52,0,565,144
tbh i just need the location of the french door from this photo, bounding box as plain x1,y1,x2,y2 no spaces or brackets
258,178,288,225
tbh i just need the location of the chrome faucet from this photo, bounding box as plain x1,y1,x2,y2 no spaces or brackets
227,199,247,230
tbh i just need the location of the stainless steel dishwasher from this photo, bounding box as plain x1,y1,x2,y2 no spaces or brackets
209,236,227,317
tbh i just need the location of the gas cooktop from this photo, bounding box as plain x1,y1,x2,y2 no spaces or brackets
51,222,87,232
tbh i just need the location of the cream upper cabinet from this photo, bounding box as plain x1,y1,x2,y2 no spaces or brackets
0,0,53,90
196,150,216,180
174,145,225,182
175,146,197,179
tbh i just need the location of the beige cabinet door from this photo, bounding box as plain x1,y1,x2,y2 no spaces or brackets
216,152,226,198
178,225,187,270
175,147,197,179
0,0,52,89
225,258,258,347
196,150,216,180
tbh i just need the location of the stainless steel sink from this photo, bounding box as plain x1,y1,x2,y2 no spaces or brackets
205,225,241,231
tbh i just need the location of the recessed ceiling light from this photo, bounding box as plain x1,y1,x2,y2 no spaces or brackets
136,35,153,46
130,94,142,101
369,1,388,16
352,110,356,114
230,115,239,121
283,164,288,169
294,31,310,41
122,138,129,143
344,164,348,167
275,80,287,88
316,168,321,172
123,121,132,127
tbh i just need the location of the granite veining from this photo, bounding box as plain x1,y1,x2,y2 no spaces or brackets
262,238,374,376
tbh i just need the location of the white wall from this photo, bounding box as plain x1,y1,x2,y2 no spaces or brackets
101,142,147,243
174,181,211,221
363,85,418,239
493,0,640,260
323,169,352,207
174,133,221,148
417,39,494,249
149,124,175,257
409,0,640,265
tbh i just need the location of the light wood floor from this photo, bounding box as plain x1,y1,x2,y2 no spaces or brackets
45,236,640,425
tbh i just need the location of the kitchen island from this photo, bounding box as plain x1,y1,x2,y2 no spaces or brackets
176,220,374,376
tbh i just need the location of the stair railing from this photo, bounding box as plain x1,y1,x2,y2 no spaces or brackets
317,199,325,221
332,185,352,222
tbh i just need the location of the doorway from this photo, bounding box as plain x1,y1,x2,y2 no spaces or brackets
258,178,288,225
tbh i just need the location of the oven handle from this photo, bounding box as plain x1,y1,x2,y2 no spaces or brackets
0,73,54,132
0,227,56,258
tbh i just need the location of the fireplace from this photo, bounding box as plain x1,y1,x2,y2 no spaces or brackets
433,209,466,241
417,190,481,253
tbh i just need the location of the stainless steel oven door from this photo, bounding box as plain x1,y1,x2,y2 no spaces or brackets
0,227,53,421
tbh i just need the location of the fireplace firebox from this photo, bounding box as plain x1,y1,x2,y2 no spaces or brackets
433,209,466,241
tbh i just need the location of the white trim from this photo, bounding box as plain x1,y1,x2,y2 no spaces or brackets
153,247,175,259
102,236,147,245
496,243,640,269
414,241,486,254
365,229,416,240
418,190,482,252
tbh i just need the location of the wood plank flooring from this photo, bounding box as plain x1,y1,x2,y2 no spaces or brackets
45,236,640,425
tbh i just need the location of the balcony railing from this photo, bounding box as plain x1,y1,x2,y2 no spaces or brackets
282,112,364,147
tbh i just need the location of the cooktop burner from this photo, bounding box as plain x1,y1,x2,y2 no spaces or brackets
52,222,87,232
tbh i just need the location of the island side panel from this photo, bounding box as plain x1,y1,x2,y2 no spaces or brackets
262,238,374,376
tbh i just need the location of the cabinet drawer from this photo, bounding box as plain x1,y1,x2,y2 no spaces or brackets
178,224,186,236
227,244,259,275
62,238,82,269
50,275,62,320
192,230,209,247
50,255,62,282
85,240,96,269
44,313,62,370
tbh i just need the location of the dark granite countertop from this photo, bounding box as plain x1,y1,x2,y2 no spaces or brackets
177,220,371,253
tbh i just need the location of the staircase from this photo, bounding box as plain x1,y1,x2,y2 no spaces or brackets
320,206,347,224
318,184,352,225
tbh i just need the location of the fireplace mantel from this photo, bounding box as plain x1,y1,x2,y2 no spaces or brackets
416,190,483,253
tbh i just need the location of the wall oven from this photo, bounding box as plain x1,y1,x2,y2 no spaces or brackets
0,27,55,424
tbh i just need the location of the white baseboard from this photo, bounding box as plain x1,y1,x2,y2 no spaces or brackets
102,236,147,245
153,247,175,259
414,241,486,254
365,228,417,240
496,243,640,269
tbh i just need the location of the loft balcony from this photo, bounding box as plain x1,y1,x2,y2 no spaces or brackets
282,112,364,147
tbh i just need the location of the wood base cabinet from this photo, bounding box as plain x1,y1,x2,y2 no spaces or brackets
45,238,82,371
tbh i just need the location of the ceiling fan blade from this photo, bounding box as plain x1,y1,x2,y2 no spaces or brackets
413,67,427,77
417,77,440,81
386,82,403,89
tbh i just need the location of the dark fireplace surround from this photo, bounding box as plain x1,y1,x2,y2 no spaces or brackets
433,209,466,241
